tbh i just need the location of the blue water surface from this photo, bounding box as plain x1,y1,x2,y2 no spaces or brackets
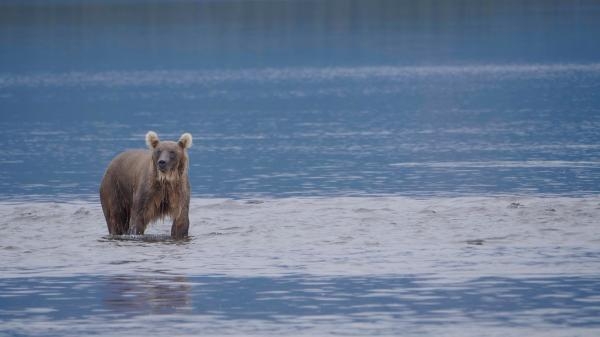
1,275,599,332
1,0,600,199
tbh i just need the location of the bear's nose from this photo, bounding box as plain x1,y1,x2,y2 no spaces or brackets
158,160,167,168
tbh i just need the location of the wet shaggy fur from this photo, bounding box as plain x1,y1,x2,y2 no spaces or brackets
100,131,193,238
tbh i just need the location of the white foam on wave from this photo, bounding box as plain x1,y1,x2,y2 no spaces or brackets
1,63,600,88
1,196,599,279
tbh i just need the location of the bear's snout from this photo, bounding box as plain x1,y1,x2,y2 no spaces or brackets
155,150,175,172
158,159,167,171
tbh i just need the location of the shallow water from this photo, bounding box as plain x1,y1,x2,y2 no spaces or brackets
1,197,600,336
1,1,600,336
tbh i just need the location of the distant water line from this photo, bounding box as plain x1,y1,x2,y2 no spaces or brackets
2,63,600,88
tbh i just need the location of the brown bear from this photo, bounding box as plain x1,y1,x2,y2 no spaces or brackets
100,131,193,238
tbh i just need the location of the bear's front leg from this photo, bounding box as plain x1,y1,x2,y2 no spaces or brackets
171,214,189,239
128,212,147,235
129,194,148,235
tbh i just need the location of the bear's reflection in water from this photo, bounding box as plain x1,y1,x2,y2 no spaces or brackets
103,275,192,315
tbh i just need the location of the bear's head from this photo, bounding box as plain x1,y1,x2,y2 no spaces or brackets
145,131,193,182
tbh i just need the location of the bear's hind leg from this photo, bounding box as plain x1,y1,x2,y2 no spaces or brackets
113,207,130,235
101,200,129,235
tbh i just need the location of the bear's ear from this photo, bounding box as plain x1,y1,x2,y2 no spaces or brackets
145,131,160,149
178,133,193,149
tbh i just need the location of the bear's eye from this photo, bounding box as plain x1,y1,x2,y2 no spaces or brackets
156,150,162,156
169,151,176,159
